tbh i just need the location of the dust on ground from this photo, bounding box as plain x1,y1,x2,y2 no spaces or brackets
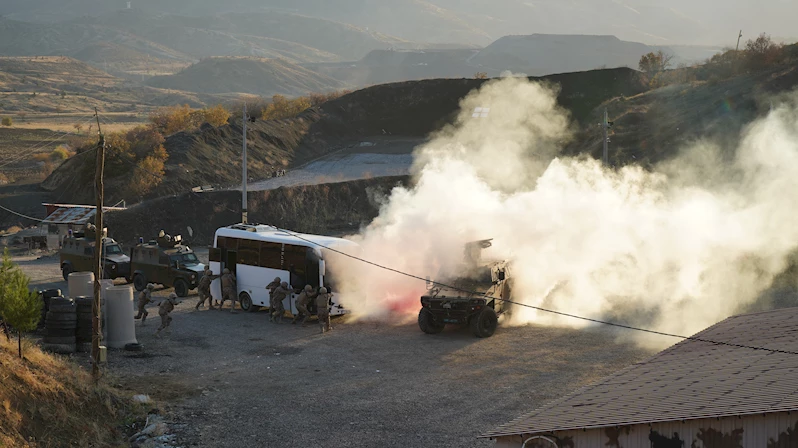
22,253,654,448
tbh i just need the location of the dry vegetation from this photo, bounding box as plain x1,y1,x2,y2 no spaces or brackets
644,34,798,88
0,337,145,447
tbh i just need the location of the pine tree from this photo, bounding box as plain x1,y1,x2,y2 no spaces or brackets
0,248,41,357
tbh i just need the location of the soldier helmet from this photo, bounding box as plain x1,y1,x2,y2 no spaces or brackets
223,268,230,274
304,284,313,292
280,281,288,288
168,292,177,300
319,287,328,294
274,277,281,283
147,283,155,290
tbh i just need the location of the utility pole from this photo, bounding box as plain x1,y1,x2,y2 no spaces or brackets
241,103,248,224
92,107,105,380
736,30,743,52
734,30,743,74
601,108,613,165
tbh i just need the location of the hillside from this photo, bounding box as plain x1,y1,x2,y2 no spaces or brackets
43,67,648,205
146,57,347,96
74,10,406,62
0,56,232,115
0,338,142,446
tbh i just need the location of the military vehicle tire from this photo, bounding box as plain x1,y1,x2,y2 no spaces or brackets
46,312,77,322
133,274,147,292
124,342,143,352
470,307,498,338
174,279,189,298
418,308,445,334
46,328,76,337
61,264,73,281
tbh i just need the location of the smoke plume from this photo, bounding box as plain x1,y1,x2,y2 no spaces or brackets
334,77,798,348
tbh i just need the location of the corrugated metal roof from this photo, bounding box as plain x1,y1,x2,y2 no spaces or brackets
482,307,798,438
42,206,96,224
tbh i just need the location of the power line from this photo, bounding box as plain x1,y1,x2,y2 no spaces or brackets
0,115,97,169
0,203,45,222
261,224,798,356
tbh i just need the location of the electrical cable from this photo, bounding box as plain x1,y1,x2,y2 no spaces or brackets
0,115,97,169
260,224,798,356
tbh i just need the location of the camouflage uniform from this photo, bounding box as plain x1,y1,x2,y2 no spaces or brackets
135,284,155,325
315,287,331,333
291,285,317,325
269,282,290,324
195,268,219,310
155,293,180,337
265,277,281,312
219,268,237,313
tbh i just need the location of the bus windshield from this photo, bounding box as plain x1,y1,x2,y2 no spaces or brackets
170,253,199,265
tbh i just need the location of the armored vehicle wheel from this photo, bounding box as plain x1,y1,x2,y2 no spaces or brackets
174,279,189,298
61,264,72,281
133,274,147,292
470,307,498,338
418,308,445,334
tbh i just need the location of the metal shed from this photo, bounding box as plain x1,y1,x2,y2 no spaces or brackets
483,307,798,447
40,203,125,250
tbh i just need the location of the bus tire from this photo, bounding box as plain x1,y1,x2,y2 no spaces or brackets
174,279,189,298
239,292,258,312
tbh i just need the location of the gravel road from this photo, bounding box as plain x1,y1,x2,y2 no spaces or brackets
20,253,654,448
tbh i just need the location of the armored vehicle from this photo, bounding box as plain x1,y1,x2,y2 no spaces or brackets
130,231,204,297
418,239,512,338
59,225,130,281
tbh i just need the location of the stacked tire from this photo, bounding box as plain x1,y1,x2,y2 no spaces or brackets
75,296,94,353
43,297,76,354
38,289,62,329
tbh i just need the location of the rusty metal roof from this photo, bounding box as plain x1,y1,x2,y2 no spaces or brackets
42,206,96,224
482,307,798,438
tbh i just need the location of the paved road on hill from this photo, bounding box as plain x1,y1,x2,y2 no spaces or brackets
237,137,422,192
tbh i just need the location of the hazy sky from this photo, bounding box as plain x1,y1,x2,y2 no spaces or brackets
0,0,795,46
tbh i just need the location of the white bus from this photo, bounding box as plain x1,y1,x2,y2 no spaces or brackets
209,224,359,316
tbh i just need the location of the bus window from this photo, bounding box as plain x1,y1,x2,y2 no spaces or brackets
259,242,282,269
238,239,260,266
305,248,320,288
285,245,307,287
209,247,221,262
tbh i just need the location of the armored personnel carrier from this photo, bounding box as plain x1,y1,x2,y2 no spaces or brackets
130,231,204,297
59,224,130,281
418,239,512,338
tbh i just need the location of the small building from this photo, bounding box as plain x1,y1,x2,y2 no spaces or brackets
482,308,798,448
40,203,126,250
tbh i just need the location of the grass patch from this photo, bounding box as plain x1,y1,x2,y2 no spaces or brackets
0,337,148,447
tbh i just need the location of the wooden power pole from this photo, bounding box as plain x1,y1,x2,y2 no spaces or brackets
92,108,105,380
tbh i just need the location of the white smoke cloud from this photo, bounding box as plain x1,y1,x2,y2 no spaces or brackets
335,77,798,348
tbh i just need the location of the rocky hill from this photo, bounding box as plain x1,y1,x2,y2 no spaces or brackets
43,67,648,205
146,57,347,96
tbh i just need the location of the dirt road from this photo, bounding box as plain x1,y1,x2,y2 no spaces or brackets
22,253,653,447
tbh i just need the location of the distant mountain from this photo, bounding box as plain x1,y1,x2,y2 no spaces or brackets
145,57,346,97
3,0,796,47
470,34,657,76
